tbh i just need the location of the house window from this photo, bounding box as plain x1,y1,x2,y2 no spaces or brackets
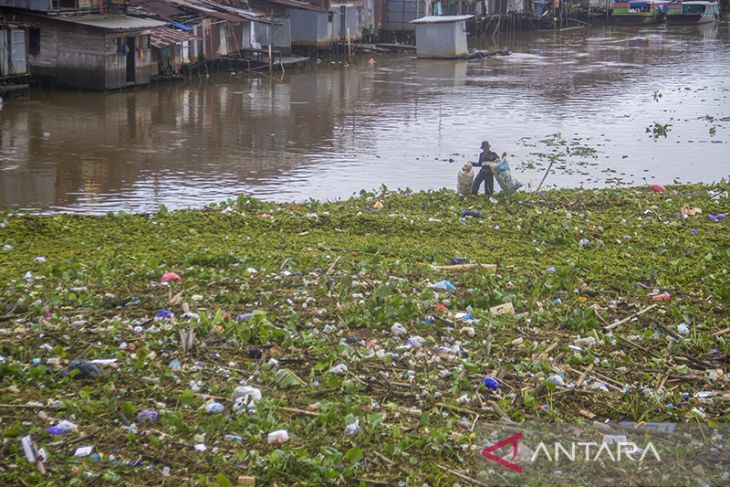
328,12,333,22
29,28,41,55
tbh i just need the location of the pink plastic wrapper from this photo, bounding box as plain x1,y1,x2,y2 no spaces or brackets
160,272,182,283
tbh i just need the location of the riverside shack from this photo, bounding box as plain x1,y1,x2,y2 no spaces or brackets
0,23,28,81
410,14,472,58
0,10,165,89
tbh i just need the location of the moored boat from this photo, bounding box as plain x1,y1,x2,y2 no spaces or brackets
612,0,670,24
666,0,720,24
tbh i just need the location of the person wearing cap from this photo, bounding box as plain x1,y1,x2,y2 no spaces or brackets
471,140,501,195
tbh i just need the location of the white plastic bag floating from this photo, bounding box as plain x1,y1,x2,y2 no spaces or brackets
457,164,474,196
490,159,522,194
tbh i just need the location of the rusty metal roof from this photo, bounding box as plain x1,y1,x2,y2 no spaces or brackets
150,26,198,47
130,0,186,19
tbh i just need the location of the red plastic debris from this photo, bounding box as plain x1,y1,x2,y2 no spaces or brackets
436,303,449,311
161,272,182,283
368,58,376,65
650,184,666,193
651,291,671,301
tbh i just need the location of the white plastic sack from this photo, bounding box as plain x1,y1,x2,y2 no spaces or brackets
490,159,522,194
457,164,474,196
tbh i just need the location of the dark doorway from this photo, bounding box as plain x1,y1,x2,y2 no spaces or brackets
125,37,135,83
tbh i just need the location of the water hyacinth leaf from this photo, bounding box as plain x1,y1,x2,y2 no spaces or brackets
273,368,305,388
344,447,363,463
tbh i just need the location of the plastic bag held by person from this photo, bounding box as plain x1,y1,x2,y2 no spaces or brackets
457,163,474,196
490,155,522,194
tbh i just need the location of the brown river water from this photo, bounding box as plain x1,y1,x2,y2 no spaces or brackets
1,22,729,213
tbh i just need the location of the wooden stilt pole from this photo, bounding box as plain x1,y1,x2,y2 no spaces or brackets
347,28,352,64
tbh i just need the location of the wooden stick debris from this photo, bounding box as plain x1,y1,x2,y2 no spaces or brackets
31,439,46,475
532,340,559,361
372,451,395,466
436,401,479,417
603,304,657,331
535,157,555,192
575,363,593,388
0,403,66,410
372,451,413,477
427,263,497,272
325,256,341,276
278,406,321,417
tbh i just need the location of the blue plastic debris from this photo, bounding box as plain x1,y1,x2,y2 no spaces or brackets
63,360,101,380
460,209,482,218
136,410,159,423
155,309,173,319
169,359,181,369
481,377,500,390
548,374,565,387
205,402,225,414
708,213,726,222
430,280,456,291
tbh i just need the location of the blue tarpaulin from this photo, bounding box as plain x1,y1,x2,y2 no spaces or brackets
169,21,193,31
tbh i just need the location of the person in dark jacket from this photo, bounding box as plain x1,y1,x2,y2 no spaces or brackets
471,140,500,195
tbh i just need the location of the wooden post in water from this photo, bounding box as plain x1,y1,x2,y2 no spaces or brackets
268,45,273,75
347,28,352,64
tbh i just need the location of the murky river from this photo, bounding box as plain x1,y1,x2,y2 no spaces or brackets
1,22,729,213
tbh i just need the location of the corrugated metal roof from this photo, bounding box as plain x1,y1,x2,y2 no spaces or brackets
410,14,474,23
168,0,244,22
130,0,186,20
150,26,198,47
56,14,167,30
194,0,275,23
165,0,275,23
257,0,330,13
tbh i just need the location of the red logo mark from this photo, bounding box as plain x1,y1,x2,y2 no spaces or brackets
480,432,524,474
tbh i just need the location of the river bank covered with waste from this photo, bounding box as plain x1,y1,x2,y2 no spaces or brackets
0,184,728,484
